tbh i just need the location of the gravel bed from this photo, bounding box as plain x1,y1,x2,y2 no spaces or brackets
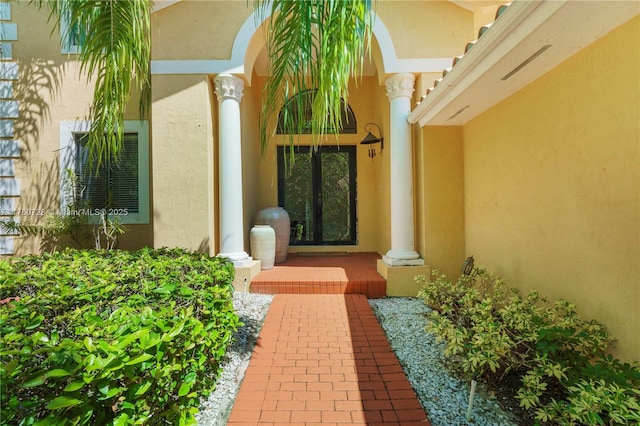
369,297,520,426
197,293,518,426
197,292,273,426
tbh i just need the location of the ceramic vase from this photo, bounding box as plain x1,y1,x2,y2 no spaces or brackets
255,207,290,263
250,225,276,270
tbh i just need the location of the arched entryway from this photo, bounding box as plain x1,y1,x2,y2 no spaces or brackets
150,4,444,264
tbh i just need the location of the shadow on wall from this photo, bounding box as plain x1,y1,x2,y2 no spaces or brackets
197,237,210,255
11,157,88,254
14,58,64,169
10,58,69,254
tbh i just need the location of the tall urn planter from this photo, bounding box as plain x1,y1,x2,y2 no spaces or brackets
250,225,276,270
255,207,290,263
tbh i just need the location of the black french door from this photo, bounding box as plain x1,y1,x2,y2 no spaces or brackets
277,146,357,245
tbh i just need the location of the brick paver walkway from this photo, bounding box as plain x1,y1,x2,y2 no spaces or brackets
228,294,431,425
250,253,386,298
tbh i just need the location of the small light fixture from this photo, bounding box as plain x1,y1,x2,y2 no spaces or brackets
360,123,384,158
461,255,476,276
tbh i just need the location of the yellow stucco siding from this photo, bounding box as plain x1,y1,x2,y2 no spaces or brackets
376,1,473,59
151,74,216,253
373,77,391,255
416,126,465,279
152,1,472,63
151,1,254,61
463,16,639,361
8,3,150,254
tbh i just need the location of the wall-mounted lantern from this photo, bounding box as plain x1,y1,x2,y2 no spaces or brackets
360,123,384,158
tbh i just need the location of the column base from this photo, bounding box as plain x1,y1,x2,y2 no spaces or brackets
218,251,253,266
383,250,425,266
377,259,431,297
231,259,262,292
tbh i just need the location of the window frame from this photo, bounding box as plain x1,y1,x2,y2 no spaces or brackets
59,121,150,225
276,90,357,135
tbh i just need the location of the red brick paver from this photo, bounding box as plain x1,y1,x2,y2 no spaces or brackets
228,294,430,425
250,253,386,298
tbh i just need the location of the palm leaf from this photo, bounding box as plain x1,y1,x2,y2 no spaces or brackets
255,0,373,159
37,0,151,172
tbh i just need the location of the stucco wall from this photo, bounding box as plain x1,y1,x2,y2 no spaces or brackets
6,3,152,255
373,77,391,255
376,1,473,58
152,1,472,63
416,126,465,279
463,16,639,361
151,1,254,61
239,72,263,253
151,74,216,253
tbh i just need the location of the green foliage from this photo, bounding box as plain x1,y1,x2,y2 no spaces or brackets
535,379,640,425
1,213,86,249
91,213,126,250
0,170,126,251
37,0,151,169
0,248,238,425
255,0,373,156
417,269,640,425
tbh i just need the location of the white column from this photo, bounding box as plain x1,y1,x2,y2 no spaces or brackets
383,73,424,266
214,74,251,265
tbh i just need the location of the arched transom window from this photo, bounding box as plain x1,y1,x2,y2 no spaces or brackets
276,90,357,134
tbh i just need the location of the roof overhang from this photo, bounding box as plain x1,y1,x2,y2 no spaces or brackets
408,0,640,127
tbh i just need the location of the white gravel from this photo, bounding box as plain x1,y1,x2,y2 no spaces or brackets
369,297,520,426
196,292,274,426
197,294,519,426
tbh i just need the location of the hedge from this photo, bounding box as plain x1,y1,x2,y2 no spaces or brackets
0,247,239,425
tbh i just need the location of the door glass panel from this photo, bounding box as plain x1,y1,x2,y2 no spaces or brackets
278,146,356,245
282,152,315,244
321,152,352,242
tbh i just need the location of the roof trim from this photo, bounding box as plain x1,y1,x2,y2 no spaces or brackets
408,1,640,127
408,0,550,126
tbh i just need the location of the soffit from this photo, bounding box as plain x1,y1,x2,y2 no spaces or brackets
409,1,640,127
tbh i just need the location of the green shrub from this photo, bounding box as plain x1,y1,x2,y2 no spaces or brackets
0,248,239,425
417,269,640,425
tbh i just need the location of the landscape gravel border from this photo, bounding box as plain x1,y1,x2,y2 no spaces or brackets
197,292,274,426
197,293,520,425
369,297,520,426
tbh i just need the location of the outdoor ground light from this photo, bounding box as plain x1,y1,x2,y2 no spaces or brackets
360,123,384,158
461,255,476,276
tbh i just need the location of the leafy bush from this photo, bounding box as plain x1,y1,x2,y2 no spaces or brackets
0,170,127,251
417,269,640,425
0,248,239,425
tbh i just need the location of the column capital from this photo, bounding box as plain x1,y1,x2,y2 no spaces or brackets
385,73,415,101
214,74,244,102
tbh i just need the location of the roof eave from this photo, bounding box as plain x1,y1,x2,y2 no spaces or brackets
408,0,640,127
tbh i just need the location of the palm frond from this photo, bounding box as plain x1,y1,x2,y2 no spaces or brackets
255,0,373,156
37,0,151,171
